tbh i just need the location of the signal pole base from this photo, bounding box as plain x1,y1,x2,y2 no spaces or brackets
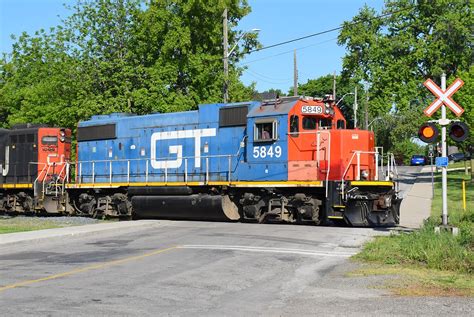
434,225,459,236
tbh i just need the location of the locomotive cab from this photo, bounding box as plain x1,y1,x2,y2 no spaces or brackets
0,124,72,214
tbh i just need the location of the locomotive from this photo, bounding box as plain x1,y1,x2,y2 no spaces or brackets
0,96,401,226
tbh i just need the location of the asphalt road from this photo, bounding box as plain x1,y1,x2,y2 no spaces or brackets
1,166,471,316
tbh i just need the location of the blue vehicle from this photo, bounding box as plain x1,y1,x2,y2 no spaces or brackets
410,155,426,166
63,96,400,226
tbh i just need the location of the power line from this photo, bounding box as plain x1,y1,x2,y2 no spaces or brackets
243,68,292,83
247,5,414,54
239,37,337,66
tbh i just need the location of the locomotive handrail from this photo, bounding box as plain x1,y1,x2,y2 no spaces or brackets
340,150,379,199
288,130,331,197
72,134,248,185
69,151,242,185
385,152,399,192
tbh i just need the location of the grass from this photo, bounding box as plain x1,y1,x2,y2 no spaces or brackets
0,217,62,234
0,216,106,234
349,265,474,297
352,170,473,296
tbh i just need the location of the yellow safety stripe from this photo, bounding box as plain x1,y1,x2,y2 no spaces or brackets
327,216,344,220
350,181,394,187
0,183,33,189
66,180,324,189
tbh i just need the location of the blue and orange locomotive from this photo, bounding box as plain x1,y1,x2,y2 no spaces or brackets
0,96,401,226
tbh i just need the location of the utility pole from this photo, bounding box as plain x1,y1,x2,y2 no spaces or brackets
353,86,358,129
293,50,298,96
223,8,229,103
364,92,369,130
333,71,336,100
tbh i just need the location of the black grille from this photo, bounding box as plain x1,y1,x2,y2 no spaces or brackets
77,124,116,142
219,106,248,127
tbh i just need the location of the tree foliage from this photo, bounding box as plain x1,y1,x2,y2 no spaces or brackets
0,0,257,129
338,0,473,152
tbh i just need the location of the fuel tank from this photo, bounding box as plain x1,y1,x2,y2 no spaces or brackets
131,194,240,221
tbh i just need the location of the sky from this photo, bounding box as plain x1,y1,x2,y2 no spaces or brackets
0,0,385,93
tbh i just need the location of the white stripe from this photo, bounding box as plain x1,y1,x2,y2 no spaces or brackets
178,245,357,257
425,99,442,115
425,80,444,97
444,98,463,114
444,79,463,97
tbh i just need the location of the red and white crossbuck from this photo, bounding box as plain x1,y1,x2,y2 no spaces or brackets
423,78,464,117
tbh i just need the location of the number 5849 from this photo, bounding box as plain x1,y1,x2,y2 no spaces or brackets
253,145,282,158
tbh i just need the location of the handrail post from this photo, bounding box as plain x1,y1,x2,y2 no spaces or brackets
109,161,112,185
165,161,168,183
386,153,391,181
228,155,231,183
356,151,361,180
127,160,130,184
316,132,320,168
325,131,331,197
206,157,209,184
92,161,95,184
79,162,82,184
145,159,149,184
184,158,188,183
375,152,379,181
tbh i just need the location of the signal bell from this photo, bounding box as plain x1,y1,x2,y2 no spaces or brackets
418,123,439,143
449,121,469,142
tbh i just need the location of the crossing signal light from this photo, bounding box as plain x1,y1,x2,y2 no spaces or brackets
449,121,469,142
418,123,439,143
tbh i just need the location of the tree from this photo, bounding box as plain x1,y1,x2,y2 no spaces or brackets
338,0,473,153
0,0,258,130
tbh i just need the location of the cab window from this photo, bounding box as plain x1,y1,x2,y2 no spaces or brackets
254,120,278,142
289,115,299,137
337,120,345,129
319,118,332,129
302,117,316,130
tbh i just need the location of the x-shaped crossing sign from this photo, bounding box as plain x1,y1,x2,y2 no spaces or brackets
423,78,464,117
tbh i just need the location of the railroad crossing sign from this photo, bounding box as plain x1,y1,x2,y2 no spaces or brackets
423,78,464,117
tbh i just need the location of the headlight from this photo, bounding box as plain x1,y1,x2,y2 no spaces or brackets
361,170,369,179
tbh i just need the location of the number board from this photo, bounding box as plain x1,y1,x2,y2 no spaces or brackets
301,105,323,114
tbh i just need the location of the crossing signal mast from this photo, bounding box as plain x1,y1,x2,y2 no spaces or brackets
419,73,468,234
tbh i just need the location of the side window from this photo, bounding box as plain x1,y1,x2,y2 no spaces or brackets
337,120,345,129
319,118,332,129
302,117,316,130
254,120,278,142
289,115,299,137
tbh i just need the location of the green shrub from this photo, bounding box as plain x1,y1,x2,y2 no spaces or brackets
355,216,474,274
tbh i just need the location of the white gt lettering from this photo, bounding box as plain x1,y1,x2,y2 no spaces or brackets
150,128,216,169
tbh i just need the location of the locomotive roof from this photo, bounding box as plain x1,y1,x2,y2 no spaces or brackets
247,98,298,117
80,98,301,128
